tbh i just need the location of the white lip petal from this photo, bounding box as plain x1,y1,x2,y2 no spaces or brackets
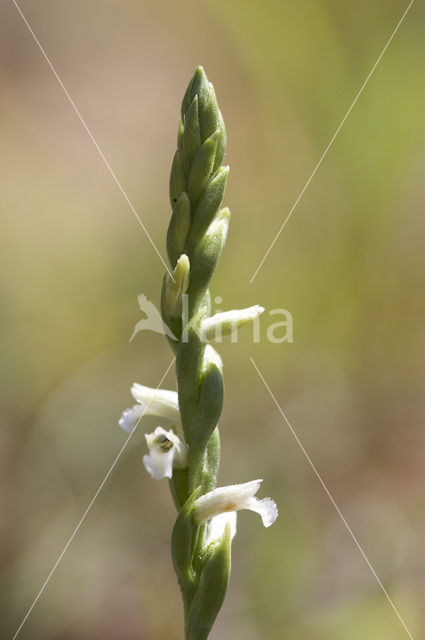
118,404,144,433
142,427,188,480
143,448,174,480
245,497,278,528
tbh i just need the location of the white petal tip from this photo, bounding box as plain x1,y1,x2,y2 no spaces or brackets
118,405,142,433
259,498,278,527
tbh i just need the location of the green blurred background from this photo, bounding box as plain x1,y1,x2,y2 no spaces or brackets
1,1,424,638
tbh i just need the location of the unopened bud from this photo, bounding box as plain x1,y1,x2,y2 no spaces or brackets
164,254,190,318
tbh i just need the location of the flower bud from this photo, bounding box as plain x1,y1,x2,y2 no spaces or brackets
164,254,190,318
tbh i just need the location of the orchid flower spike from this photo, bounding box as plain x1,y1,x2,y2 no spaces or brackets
143,426,188,480
193,479,278,528
119,384,180,433
118,68,278,639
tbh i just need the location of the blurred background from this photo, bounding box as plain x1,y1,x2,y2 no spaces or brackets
1,1,424,638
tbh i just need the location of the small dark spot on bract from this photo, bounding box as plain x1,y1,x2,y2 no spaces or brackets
173,198,177,203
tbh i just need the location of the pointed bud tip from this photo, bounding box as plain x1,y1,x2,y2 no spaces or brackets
175,253,190,270
190,67,210,102
194,65,208,83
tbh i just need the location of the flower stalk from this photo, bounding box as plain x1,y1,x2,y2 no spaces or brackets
119,66,277,639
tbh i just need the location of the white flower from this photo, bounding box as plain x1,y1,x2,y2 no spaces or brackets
193,480,278,528
118,384,180,433
143,426,188,480
201,305,265,341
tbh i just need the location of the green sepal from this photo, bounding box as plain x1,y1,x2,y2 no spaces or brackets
183,96,201,167
171,486,201,595
167,192,191,267
170,147,186,206
186,523,232,640
188,131,219,203
188,166,229,249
